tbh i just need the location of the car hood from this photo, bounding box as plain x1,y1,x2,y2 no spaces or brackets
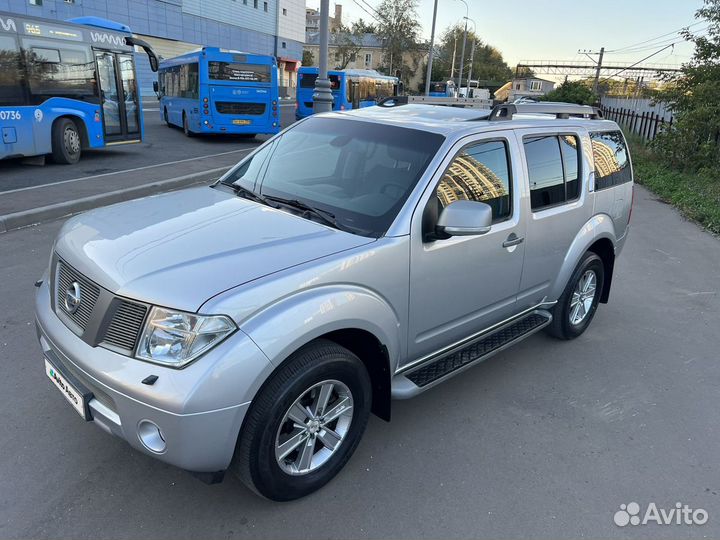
55,186,375,312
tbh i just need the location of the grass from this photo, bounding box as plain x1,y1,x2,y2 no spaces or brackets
627,134,720,236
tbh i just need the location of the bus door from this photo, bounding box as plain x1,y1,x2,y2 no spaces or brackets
94,51,140,142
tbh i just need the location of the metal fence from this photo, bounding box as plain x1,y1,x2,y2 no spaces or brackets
600,105,672,142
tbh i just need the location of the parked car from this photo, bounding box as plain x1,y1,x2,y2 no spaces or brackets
35,102,633,500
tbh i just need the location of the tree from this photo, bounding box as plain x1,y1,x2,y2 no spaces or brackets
332,25,363,69
652,0,720,171
540,80,598,105
351,18,377,34
302,49,314,67
375,0,422,82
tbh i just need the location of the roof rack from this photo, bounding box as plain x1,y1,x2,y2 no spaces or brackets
376,95,493,110
488,102,603,121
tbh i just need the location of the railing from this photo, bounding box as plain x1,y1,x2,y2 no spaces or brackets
601,106,672,142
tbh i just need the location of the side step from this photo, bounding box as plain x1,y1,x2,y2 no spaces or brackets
396,311,552,395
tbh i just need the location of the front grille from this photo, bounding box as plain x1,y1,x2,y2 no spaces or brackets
215,101,266,115
56,261,100,331
101,300,148,352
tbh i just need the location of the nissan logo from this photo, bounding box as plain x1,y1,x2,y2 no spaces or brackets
64,281,81,314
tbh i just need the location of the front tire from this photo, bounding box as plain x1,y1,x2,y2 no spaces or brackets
233,339,371,501
51,118,82,164
546,251,605,340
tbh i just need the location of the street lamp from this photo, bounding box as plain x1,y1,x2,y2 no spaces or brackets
424,0,439,96
463,17,476,96
456,0,468,91
312,0,333,113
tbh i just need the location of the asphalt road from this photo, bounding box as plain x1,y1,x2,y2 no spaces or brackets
0,185,719,539
0,103,297,193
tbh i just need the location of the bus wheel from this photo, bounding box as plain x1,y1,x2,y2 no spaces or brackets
163,107,169,125
51,118,82,164
183,113,194,137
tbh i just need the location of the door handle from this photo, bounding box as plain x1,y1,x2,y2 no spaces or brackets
502,235,524,248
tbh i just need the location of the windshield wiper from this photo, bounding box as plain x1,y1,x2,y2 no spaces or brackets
263,195,345,231
231,184,271,206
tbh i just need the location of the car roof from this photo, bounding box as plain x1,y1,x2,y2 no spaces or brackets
326,104,619,137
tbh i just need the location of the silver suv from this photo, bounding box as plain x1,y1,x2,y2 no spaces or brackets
35,102,633,500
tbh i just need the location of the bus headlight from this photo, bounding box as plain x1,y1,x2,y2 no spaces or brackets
136,307,236,368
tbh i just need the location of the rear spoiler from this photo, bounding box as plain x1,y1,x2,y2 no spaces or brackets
125,36,159,72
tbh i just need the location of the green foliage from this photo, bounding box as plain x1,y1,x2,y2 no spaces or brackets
651,0,720,171
630,135,720,234
350,18,377,34
332,25,363,69
301,49,314,67
429,25,512,84
375,0,422,82
540,80,598,105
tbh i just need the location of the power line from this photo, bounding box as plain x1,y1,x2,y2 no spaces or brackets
606,19,708,53
610,28,709,55
351,0,382,24
600,43,678,83
357,0,384,21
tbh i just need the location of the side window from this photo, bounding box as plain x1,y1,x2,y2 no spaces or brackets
590,131,631,190
524,134,581,210
0,35,24,106
436,140,512,222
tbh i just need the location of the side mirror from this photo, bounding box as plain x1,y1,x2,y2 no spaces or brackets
436,200,493,237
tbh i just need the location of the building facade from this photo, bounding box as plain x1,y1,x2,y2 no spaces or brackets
0,0,304,97
305,3,341,34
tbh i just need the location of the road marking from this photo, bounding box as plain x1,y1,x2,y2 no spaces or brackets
142,108,160,112
0,148,252,196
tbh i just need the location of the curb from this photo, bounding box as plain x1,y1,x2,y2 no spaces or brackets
0,166,231,234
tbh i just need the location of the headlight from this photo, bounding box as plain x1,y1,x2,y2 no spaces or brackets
136,307,236,368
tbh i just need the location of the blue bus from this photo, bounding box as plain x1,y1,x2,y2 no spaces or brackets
296,67,401,120
428,80,456,97
0,11,158,164
157,48,280,138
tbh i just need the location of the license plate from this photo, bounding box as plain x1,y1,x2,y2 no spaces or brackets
232,119,251,125
45,358,89,420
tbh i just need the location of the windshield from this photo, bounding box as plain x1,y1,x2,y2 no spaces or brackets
223,117,445,237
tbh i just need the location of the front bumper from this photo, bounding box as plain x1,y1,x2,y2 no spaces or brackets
34,279,273,473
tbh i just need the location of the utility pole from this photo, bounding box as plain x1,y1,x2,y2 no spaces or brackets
450,36,457,81
458,17,468,88
592,46,604,94
466,38,475,96
312,0,333,113
424,0,439,95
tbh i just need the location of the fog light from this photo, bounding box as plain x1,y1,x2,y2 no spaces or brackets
138,420,166,453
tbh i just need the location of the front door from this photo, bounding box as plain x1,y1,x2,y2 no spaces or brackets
95,51,141,142
405,132,527,364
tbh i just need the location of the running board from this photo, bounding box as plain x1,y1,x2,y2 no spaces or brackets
392,310,552,398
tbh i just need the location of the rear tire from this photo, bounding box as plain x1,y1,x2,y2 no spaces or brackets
233,339,371,501
163,107,169,125
51,118,82,164
546,251,605,340
182,112,194,137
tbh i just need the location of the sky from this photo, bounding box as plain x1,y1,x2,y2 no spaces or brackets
306,0,705,74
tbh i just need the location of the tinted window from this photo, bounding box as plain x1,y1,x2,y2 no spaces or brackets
590,131,631,190
24,40,98,104
436,140,512,221
525,136,565,210
230,117,445,237
0,35,25,106
208,61,270,82
300,73,317,88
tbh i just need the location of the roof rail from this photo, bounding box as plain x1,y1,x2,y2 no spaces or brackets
488,102,603,121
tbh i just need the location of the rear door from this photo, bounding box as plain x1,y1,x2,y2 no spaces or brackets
515,128,593,309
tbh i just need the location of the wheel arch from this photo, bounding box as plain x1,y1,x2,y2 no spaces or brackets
549,213,617,303
52,114,89,149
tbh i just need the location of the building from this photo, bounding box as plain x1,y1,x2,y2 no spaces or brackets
305,4,341,34
495,76,555,102
304,31,427,90
1,0,305,97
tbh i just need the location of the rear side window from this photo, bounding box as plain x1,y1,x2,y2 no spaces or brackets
524,134,581,211
436,140,512,222
590,131,631,190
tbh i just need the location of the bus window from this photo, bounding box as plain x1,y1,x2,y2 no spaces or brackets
0,36,24,106
208,61,270,83
24,40,97,103
300,74,317,88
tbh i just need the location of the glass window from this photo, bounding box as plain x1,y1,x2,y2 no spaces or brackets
0,36,25,106
560,135,580,200
24,40,98,104
590,131,631,190
263,1,268,11
253,0,258,7
300,73,317,88
208,61,270,82
525,136,565,210
230,117,445,237
436,140,512,221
